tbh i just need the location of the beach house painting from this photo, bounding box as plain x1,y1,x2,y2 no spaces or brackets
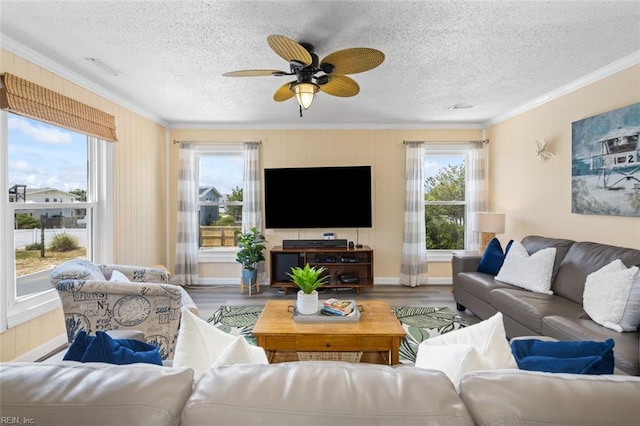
571,102,640,217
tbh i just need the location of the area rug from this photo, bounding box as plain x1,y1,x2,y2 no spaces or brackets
207,305,468,364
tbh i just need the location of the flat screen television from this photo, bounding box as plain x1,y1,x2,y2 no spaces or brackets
264,165,372,229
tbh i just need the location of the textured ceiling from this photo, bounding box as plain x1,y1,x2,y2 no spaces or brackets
0,0,639,128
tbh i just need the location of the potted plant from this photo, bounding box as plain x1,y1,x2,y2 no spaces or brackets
287,263,329,315
235,227,267,288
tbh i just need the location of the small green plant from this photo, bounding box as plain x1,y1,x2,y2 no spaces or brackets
287,263,329,294
49,234,79,252
235,227,267,271
25,242,43,251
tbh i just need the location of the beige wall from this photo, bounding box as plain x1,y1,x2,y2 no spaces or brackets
112,111,168,266
487,64,640,248
1,49,169,360
169,128,483,282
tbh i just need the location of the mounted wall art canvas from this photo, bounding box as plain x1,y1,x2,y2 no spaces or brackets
571,102,640,217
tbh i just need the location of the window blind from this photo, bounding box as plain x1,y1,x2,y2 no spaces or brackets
0,72,118,142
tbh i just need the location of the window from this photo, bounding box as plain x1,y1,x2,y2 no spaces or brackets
195,145,244,250
424,146,469,252
1,112,113,328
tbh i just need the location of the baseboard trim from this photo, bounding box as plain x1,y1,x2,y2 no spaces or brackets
197,277,452,286
427,277,452,286
15,333,67,362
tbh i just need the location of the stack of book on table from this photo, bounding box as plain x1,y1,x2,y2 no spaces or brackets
321,298,355,316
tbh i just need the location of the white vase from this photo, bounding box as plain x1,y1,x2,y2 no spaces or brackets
297,290,318,315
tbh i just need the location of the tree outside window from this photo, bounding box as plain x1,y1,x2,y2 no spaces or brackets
424,154,466,250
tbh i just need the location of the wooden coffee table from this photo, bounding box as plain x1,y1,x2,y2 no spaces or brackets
253,300,406,365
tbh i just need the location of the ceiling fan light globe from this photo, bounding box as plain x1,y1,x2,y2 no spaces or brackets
293,82,318,109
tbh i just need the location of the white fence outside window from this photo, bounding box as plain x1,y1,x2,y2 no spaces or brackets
14,229,88,249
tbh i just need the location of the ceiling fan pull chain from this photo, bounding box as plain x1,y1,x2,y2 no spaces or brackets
299,105,303,118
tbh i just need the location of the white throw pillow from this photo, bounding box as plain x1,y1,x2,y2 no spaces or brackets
415,312,517,387
415,344,485,387
173,308,268,380
495,241,556,294
109,270,130,282
583,259,640,332
51,258,106,284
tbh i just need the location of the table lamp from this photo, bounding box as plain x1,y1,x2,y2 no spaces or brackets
474,212,506,251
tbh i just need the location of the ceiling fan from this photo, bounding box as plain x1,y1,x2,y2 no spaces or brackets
223,34,385,116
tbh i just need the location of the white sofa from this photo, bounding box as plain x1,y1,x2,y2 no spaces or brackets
1,361,639,426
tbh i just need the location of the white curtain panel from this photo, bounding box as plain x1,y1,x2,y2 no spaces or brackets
400,142,428,287
173,143,199,286
242,142,262,232
242,142,265,282
465,141,488,252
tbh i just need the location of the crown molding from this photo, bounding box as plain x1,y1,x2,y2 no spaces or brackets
485,50,640,127
0,35,168,127
167,121,485,130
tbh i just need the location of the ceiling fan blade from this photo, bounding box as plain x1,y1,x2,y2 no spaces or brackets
319,75,360,97
320,48,385,75
273,82,295,102
223,69,288,77
267,34,312,66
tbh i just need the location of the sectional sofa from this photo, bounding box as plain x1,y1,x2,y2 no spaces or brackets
1,361,639,425
453,235,640,375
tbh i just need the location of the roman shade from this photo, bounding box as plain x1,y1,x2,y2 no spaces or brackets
0,73,118,142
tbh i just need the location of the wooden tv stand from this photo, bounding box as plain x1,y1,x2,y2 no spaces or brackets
270,245,374,295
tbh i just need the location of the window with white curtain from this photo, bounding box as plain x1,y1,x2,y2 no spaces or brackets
1,112,113,329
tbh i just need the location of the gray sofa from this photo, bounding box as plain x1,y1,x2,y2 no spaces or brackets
453,235,640,375
1,361,639,425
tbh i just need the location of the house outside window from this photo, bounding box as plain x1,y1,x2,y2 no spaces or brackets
1,112,113,328
424,147,468,254
196,145,244,250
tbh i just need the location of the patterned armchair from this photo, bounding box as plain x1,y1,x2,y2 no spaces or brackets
51,258,199,360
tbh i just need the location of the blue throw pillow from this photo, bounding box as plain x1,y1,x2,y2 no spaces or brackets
477,238,513,275
510,338,614,375
64,331,162,365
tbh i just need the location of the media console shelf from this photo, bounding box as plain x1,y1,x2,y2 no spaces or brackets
270,246,374,295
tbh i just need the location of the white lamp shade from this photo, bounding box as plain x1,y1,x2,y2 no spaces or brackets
293,83,318,109
474,212,505,234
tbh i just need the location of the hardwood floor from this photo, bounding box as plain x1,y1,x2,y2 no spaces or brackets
185,284,480,325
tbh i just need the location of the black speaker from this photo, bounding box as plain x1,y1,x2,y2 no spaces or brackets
283,239,348,248
274,253,301,282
